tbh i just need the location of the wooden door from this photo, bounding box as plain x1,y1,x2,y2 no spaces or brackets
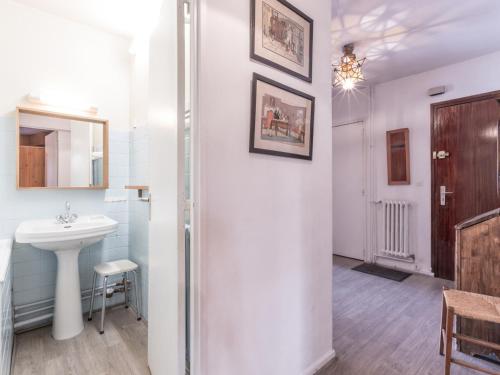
19,146,45,187
431,92,500,280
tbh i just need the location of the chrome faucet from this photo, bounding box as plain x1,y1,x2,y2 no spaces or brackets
56,201,78,224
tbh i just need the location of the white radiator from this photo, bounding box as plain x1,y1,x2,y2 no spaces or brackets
381,200,411,258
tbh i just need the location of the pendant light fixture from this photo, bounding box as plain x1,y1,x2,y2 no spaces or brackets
333,43,366,90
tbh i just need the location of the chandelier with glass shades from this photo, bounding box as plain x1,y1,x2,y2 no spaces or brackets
333,43,366,90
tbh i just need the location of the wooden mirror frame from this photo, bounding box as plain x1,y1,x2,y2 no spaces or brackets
386,128,411,185
16,106,109,190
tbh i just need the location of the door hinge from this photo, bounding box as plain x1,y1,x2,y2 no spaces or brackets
433,150,450,160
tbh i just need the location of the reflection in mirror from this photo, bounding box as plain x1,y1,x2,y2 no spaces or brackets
17,109,108,189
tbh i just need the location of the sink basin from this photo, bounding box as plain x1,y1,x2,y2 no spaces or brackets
16,215,118,251
15,215,118,340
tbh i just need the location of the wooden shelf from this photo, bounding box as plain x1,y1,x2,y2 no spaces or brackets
125,185,149,190
125,185,149,200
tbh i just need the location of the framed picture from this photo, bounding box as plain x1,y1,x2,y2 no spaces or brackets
250,73,315,160
250,0,313,82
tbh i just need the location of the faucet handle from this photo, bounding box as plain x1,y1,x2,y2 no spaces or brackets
70,213,78,223
56,215,65,224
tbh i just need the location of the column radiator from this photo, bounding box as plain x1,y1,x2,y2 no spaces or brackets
381,200,411,258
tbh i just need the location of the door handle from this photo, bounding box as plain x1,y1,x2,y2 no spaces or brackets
433,150,450,159
440,186,453,206
148,194,152,221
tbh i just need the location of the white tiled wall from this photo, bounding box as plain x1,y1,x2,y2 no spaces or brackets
0,260,13,375
0,116,131,325
128,127,149,319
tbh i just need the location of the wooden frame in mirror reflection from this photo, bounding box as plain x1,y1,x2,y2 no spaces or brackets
16,107,109,189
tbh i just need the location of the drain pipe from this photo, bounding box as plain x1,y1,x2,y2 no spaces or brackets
14,282,131,331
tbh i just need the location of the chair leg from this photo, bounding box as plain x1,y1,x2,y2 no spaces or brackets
88,272,97,321
439,289,447,355
132,270,141,321
100,276,108,334
123,272,128,309
444,306,454,375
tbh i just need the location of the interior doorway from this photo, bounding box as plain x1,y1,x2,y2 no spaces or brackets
431,91,500,280
332,121,367,261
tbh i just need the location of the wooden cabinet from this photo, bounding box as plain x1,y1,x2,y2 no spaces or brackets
455,208,500,358
386,128,410,185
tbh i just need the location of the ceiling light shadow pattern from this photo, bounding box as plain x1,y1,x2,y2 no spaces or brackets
330,0,500,84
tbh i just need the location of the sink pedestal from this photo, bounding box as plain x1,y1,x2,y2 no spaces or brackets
52,248,84,340
15,215,118,341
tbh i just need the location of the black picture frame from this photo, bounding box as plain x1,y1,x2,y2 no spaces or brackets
250,73,315,160
250,0,314,83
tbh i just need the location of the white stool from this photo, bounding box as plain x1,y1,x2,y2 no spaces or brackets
88,259,141,334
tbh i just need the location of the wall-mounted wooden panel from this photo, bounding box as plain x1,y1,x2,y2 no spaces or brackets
386,128,410,185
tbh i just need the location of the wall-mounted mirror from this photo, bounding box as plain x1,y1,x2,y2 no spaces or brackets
16,107,108,189
386,128,410,185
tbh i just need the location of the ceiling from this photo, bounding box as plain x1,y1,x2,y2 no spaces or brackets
13,0,500,83
13,0,162,39
332,0,500,83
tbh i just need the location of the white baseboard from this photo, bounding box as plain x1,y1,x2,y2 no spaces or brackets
302,348,336,375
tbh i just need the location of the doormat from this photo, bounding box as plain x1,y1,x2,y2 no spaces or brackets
351,263,411,282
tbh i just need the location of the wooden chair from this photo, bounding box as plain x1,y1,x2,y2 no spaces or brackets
440,288,500,375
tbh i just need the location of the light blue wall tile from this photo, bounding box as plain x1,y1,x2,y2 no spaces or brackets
128,127,150,319
13,261,40,278
0,118,131,322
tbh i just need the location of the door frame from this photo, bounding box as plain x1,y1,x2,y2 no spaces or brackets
332,120,370,262
188,0,201,373
430,89,500,278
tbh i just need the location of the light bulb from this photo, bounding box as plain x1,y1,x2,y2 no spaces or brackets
342,79,355,90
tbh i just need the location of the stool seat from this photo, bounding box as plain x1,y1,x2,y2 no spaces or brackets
94,260,138,276
444,289,500,324
440,288,500,375
89,259,142,333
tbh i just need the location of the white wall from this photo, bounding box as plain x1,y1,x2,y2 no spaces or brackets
332,50,500,275
373,50,500,275
0,1,131,320
198,1,333,374
332,86,371,126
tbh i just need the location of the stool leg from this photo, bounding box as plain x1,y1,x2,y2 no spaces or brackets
123,272,128,309
88,271,97,321
100,276,108,334
444,306,454,375
132,270,141,321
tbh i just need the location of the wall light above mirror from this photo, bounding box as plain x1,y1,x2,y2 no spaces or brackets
16,106,109,190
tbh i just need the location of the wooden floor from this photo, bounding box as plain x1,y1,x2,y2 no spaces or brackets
12,307,149,375
318,256,500,375
11,257,500,375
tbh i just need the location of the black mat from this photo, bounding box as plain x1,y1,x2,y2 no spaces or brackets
351,263,411,282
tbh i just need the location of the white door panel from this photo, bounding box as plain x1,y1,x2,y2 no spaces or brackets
148,1,183,374
332,122,365,260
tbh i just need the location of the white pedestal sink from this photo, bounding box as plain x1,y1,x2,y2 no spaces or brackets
15,215,118,340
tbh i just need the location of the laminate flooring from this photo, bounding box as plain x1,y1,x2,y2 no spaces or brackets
317,256,500,375
12,306,149,375
12,257,500,375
